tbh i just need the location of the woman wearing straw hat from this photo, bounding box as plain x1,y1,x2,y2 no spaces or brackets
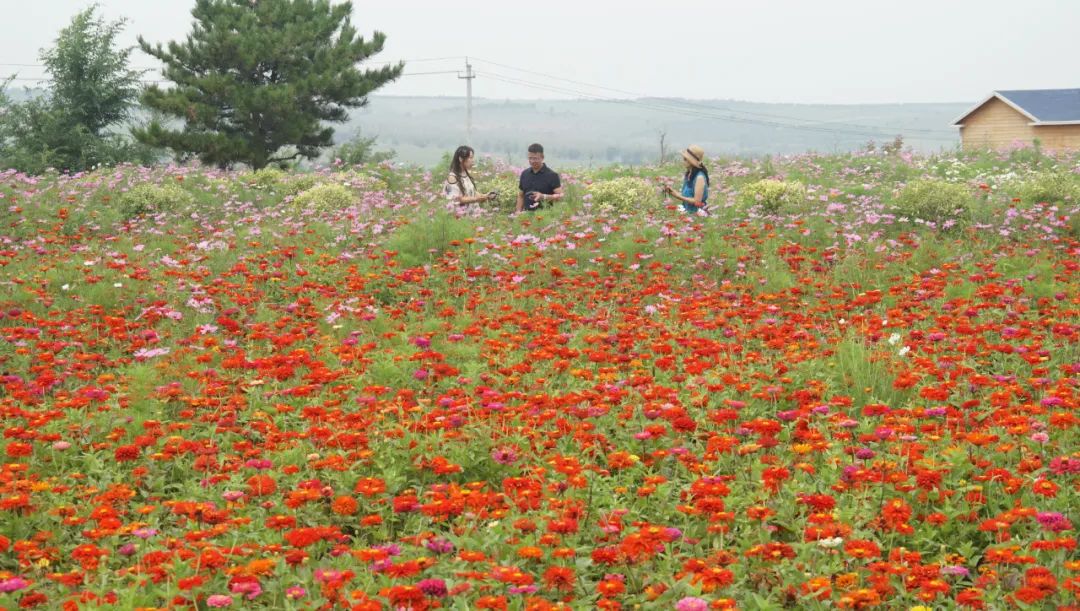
663,144,710,214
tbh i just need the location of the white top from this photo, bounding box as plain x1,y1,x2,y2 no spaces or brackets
444,173,477,202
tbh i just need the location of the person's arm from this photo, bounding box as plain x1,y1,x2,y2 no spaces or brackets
515,190,525,213
447,177,489,205
540,186,564,204
691,175,706,208
665,177,706,207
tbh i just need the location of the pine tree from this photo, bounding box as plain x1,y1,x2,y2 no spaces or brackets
134,0,402,169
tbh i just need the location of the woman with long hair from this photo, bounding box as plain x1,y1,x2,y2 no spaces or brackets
445,145,495,205
663,144,710,214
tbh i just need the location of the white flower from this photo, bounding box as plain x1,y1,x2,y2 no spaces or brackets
898,346,911,357
61,284,70,291
888,333,901,345
818,537,844,548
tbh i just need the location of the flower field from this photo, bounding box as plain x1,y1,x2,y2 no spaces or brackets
0,148,1077,610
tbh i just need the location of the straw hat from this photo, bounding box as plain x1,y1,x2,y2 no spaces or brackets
681,145,705,168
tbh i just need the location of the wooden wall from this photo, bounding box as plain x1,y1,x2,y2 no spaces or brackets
959,98,1036,150
960,97,1080,151
1033,125,1080,151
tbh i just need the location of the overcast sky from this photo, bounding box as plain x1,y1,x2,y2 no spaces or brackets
5,0,1078,104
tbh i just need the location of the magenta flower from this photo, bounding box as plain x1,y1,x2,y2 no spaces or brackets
491,445,519,465
425,538,454,554
417,578,448,597
1036,512,1073,532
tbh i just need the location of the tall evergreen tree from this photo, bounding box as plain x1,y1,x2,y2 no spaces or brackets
134,0,402,169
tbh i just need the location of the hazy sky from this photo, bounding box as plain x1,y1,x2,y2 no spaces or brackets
5,0,1079,104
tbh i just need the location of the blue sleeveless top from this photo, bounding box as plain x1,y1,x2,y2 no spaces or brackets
681,168,709,213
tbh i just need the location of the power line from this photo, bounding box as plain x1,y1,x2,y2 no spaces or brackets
3,70,459,85
400,70,459,77
0,56,463,71
470,56,956,137
478,70,957,142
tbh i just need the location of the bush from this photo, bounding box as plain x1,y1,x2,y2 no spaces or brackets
738,179,807,214
585,177,657,213
291,183,355,214
282,174,319,197
1012,172,1080,205
116,182,195,219
241,167,286,190
893,180,972,225
483,174,523,209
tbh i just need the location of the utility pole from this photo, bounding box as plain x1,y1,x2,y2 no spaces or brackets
658,130,667,165
459,58,475,145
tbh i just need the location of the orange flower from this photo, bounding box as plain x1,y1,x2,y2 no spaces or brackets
245,474,277,497
844,539,881,560
1032,479,1058,497
516,546,543,560
542,565,575,591
331,496,358,516
353,477,386,497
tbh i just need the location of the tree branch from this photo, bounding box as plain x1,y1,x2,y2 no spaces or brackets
266,150,302,163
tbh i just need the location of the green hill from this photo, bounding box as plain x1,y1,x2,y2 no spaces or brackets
345,95,965,166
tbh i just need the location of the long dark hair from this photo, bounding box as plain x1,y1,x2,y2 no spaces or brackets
684,163,709,186
449,145,475,192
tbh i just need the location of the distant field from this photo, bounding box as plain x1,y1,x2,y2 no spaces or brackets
343,95,966,166
4,88,966,167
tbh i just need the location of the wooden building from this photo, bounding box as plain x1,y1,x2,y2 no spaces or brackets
953,89,1080,151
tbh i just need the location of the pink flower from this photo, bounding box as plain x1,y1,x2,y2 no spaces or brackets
286,586,306,599
206,595,233,607
230,581,262,600
133,347,171,361
0,578,29,593
676,597,709,611
940,565,970,577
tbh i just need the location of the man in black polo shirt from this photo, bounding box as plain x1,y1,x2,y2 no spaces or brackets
516,143,563,212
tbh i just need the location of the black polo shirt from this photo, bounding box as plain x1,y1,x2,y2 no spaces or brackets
519,164,561,210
